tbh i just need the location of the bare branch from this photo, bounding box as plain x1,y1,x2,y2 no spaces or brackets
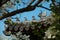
37,5,51,11
0,6,35,20
27,0,36,6
51,0,57,7
0,0,43,20
34,0,42,6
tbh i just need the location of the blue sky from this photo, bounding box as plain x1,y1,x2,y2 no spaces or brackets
0,0,51,36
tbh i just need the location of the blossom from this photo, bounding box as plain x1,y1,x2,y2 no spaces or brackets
19,26,24,31
3,31,11,36
48,34,52,39
31,25,35,29
52,36,56,38
11,34,17,40
4,24,8,29
22,34,30,40
25,26,29,31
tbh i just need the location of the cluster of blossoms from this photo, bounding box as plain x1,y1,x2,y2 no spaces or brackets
3,17,50,40
3,12,52,40
44,26,60,40
11,32,30,40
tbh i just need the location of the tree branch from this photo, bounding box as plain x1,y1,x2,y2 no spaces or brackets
0,6,35,20
34,0,42,6
28,0,36,6
37,5,51,11
51,0,57,7
0,0,43,20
